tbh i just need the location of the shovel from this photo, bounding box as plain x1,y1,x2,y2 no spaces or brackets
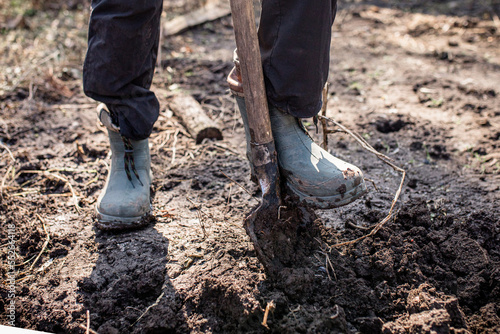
230,0,321,279
229,0,283,275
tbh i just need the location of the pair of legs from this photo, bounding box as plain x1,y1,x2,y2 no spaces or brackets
83,0,367,230
83,0,337,139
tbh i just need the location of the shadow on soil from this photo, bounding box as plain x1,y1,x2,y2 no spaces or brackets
77,227,188,333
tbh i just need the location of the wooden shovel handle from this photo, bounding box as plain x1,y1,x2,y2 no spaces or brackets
230,0,273,145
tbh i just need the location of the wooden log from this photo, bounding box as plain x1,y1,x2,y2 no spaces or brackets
168,93,223,144
163,0,231,36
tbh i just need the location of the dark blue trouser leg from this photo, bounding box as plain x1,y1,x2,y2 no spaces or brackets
83,0,336,138
83,0,163,140
259,0,337,118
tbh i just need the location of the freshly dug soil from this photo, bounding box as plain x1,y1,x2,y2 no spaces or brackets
1,1,499,333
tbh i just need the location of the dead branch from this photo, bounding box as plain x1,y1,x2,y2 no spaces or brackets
131,291,165,327
346,221,370,230
211,142,242,157
78,325,97,334
219,170,259,203
186,196,208,239
20,170,82,213
0,141,15,163
364,178,379,191
155,130,173,152
261,300,275,329
171,129,180,165
1,165,14,198
318,115,406,247
163,0,231,36
28,214,51,272
86,310,90,334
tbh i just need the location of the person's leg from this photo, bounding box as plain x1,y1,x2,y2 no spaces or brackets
83,0,163,230
83,0,163,140
229,0,367,208
259,0,337,118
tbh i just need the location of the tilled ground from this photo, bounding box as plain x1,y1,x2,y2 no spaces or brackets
1,1,499,333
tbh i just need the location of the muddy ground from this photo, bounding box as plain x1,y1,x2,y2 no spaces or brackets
1,0,499,333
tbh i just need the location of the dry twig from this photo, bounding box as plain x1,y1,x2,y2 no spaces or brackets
28,214,51,272
78,325,97,334
364,177,379,191
346,220,370,230
211,142,241,157
318,115,406,247
15,170,82,213
0,141,15,163
225,183,232,213
318,251,338,281
261,300,275,329
320,83,329,149
155,130,173,151
219,170,259,203
1,165,14,198
171,129,180,165
132,291,165,327
86,310,90,334
186,196,208,239
314,238,338,281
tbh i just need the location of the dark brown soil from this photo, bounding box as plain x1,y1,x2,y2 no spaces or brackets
1,1,499,333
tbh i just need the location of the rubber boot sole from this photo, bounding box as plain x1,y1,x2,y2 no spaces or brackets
286,181,368,209
95,205,153,231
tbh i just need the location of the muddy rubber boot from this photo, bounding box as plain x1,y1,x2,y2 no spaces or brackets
228,62,367,208
96,105,152,231
269,106,367,208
